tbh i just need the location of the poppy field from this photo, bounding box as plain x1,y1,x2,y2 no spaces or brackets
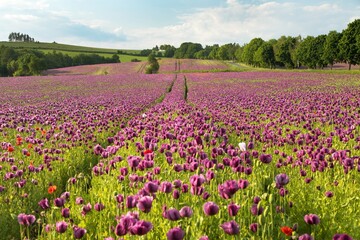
0,64,360,240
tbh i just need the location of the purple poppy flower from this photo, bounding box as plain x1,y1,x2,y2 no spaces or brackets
299,234,314,240
218,180,239,199
161,181,173,193
199,236,209,240
54,197,65,207
94,202,105,211
253,196,261,204
126,195,138,209
304,214,320,225
325,191,334,198
82,203,92,215
259,154,272,164
221,220,239,235
137,196,153,213
75,197,84,205
61,208,70,218
250,204,264,216
179,206,193,218
275,173,289,188
144,181,159,193
203,202,219,216
228,203,240,217
249,223,258,232
129,220,153,235
56,221,68,233
167,227,185,240
332,234,353,240
38,198,50,210
173,189,180,199
165,208,181,221
73,226,86,239
17,213,36,226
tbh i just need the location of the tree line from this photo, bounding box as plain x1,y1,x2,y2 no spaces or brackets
149,19,359,70
0,47,120,77
8,32,36,42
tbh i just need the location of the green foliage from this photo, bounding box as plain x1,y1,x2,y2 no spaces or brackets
174,42,203,59
322,31,342,69
0,45,121,77
145,53,160,74
242,38,265,66
253,42,276,68
339,19,360,69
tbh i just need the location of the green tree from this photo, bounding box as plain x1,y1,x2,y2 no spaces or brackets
242,38,264,66
339,19,360,69
322,31,342,69
146,53,159,74
253,42,275,68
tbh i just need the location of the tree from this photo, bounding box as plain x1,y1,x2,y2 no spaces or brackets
242,38,264,66
322,31,342,69
253,42,275,68
339,19,360,69
174,42,203,59
145,53,159,74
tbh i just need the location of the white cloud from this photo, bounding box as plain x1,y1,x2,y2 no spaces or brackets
0,0,358,49
0,0,49,10
120,1,359,48
3,14,39,21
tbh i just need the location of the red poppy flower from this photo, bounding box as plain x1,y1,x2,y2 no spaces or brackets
144,149,153,155
48,185,57,194
280,226,293,236
8,146,14,152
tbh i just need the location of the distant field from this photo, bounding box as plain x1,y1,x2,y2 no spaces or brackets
0,41,141,55
39,49,147,63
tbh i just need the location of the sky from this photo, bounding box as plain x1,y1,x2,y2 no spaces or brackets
0,0,359,50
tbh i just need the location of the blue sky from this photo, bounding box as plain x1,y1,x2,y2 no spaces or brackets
0,0,359,49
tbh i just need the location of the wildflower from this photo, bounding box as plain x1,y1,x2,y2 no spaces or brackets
8,146,14,152
259,154,272,164
275,173,290,188
129,220,153,235
203,202,219,216
332,234,353,240
249,223,258,232
280,226,293,236
238,142,246,152
221,220,240,235
304,214,320,225
61,208,70,218
94,202,105,211
137,196,153,213
48,185,57,194
179,206,193,218
250,204,264,216
56,221,68,233
325,191,334,198
17,213,36,226
167,227,185,240
54,197,65,207
73,226,87,239
299,234,314,240
228,203,240,217
75,197,84,205
38,198,50,210
144,149,153,155
165,208,181,221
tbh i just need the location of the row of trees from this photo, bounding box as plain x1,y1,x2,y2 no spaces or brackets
147,19,359,70
8,32,36,42
0,46,120,77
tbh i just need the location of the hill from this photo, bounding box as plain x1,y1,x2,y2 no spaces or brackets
0,41,140,55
